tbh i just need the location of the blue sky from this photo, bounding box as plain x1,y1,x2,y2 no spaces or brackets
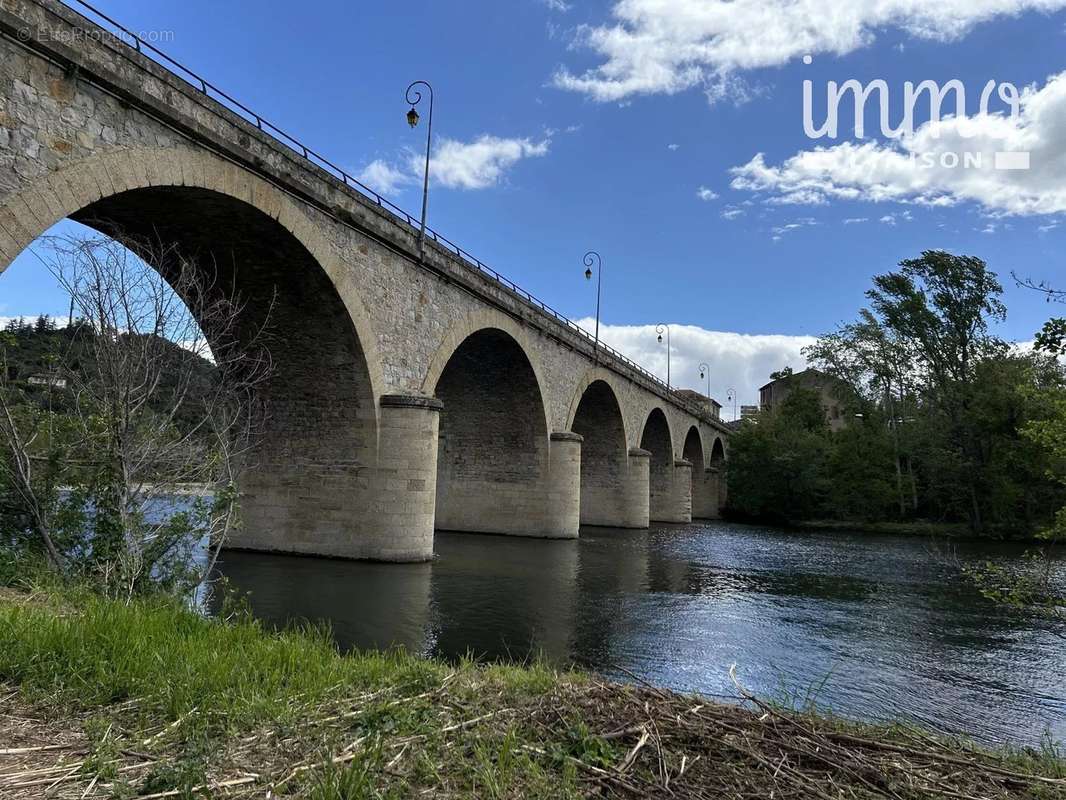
4,0,1066,408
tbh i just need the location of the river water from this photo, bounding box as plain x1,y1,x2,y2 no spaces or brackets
211,522,1065,747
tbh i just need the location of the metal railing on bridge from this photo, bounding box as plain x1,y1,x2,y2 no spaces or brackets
52,0,718,425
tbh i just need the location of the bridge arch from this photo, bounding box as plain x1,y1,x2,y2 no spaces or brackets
682,426,705,470
570,375,629,527
426,321,560,537
0,147,387,556
422,310,551,437
0,147,385,403
711,436,726,464
564,367,631,443
640,407,674,522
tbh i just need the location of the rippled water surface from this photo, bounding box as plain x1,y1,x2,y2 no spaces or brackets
213,523,1066,746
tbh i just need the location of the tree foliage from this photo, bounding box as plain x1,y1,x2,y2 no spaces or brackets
726,251,1066,537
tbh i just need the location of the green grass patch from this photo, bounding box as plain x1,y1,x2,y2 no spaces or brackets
0,590,446,731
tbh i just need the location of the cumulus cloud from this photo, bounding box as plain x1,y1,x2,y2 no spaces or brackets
357,134,551,196
696,186,719,201
729,71,1066,216
575,318,815,415
553,0,1066,103
414,135,550,190
843,217,868,224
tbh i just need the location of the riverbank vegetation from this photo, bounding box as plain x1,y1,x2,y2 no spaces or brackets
727,251,1066,545
1,580,1063,799
0,232,272,598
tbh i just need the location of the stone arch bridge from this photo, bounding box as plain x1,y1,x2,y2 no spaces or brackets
0,0,730,561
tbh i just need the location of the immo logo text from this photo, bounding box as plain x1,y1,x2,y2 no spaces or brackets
801,56,1029,170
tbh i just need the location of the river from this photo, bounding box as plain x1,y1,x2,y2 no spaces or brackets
211,522,1066,747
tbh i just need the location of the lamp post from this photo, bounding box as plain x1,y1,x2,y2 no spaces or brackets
405,80,433,261
656,323,671,390
583,251,603,355
698,362,711,401
726,387,738,422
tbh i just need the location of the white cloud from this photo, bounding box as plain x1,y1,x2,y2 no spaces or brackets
843,217,868,224
771,217,818,235
696,186,719,201
721,206,745,220
729,70,1066,216
552,0,1066,103
667,143,680,151
358,134,551,196
575,318,815,415
416,135,550,190
880,214,898,225
357,159,413,195
542,0,571,11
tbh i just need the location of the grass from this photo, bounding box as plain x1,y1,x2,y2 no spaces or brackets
0,588,445,729
0,585,1064,798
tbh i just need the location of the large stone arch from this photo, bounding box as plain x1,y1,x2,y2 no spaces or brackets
564,366,631,446
686,425,715,521
422,309,551,438
682,426,705,470
0,147,397,558
570,376,630,528
426,321,573,538
640,407,676,522
0,146,385,404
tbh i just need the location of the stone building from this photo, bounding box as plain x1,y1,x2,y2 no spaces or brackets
758,368,853,432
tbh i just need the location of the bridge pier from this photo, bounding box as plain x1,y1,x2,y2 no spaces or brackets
369,395,444,560
544,432,583,538
692,467,722,520
622,448,652,528
233,394,441,562
668,460,694,524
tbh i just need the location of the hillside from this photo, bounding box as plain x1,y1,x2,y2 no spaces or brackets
1,315,217,437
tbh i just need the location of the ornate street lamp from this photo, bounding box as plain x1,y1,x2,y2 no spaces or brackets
726,387,738,422
583,251,603,355
698,362,711,401
405,80,434,261
656,323,671,390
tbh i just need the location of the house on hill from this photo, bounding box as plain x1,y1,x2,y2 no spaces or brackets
759,368,853,432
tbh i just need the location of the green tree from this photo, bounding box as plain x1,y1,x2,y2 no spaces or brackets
805,309,920,516
726,386,831,523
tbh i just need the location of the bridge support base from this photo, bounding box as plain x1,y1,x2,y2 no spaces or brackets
620,448,651,529
368,394,444,561
543,431,582,539
692,467,722,520
230,394,441,562
651,460,692,524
